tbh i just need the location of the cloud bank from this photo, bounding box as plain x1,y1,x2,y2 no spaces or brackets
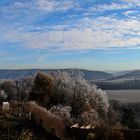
1,0,140,52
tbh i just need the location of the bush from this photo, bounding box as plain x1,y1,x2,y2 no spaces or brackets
49,71,110,125
27,71,110,126
30,71,53,106
49,105,72,125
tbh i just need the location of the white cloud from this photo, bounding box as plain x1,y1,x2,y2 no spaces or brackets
0,0,77,19
123,10,138,16
89,2,132,12
123,0,140,6
1,15,140,51
35,0,75,12
1,1,140,51
88,0,140,13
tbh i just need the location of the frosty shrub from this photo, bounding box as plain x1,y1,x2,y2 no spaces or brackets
29,71,110,126
49,71,110,124
0,77,33,102
81,109,99,126
91,88,109,118
49,71,72,106
49,105,72,125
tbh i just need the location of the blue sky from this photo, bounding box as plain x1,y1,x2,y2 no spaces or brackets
1,0,140,71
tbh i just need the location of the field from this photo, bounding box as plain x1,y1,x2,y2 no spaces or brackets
106,90,140,103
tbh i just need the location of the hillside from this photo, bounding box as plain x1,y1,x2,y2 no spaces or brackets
76,69,113,80
1,69,140,82
95,70,140,90
118,70,140,79
0,69,113,81
109,70,140,81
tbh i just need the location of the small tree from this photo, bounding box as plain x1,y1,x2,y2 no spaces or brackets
29,71,53,106
49,72,72,106
15,77,33,102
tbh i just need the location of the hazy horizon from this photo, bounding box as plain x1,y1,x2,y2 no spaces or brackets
0,67,139,73
1,0,140,70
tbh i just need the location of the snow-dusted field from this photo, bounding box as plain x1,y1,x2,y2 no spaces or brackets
106,90,140,103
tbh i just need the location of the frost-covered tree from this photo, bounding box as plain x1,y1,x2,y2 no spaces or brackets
0,77,33,102
86,87,109,118
49,71,110,123
15,77,34,102
49,71,72,106
49,71,88,116
28,71,110,126
81,109,99,125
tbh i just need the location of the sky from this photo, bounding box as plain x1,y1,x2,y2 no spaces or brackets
0,0,140,71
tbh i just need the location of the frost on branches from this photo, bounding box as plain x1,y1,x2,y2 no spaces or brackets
30,71,110,126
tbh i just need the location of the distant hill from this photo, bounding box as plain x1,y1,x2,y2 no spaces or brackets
110,71,131,77
0,69,113,81
96,70,140,90
2,69,140,89
109,70,140,81
76,69,113,80
118,70,140,79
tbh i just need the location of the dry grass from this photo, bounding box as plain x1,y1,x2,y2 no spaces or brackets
24,101,64,138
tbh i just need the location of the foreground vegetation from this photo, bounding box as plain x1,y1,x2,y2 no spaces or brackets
0,71,111,127
0,113,60,140
0,71,140,139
